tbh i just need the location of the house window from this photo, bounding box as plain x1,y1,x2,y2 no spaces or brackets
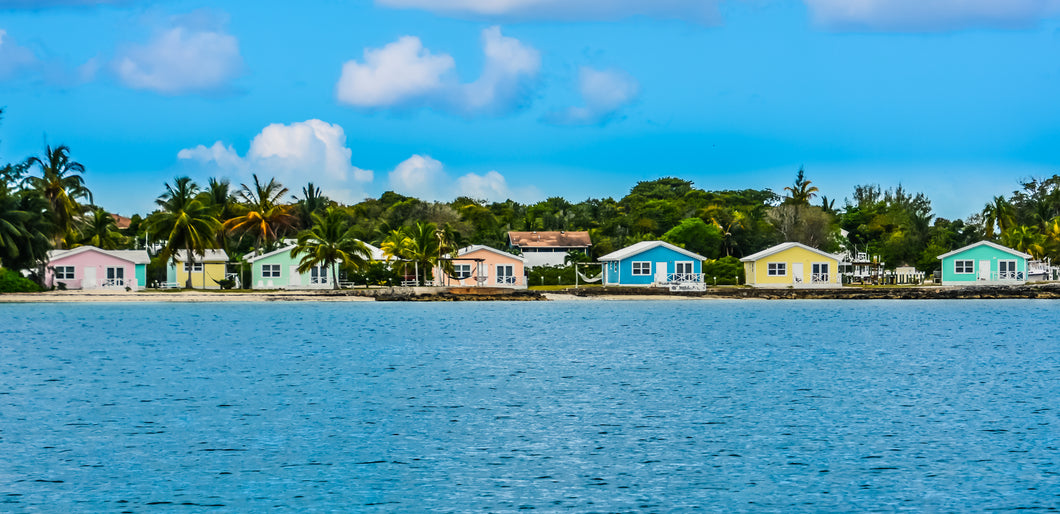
767,262,786,276
54,266,75,279
105,267,125,286
261,264,281,278
310,266,329,284
497,265,516,285
999,260,1017,279
675,261,694,275
632,261,651,276
954,260,974,274
453,264,472,279
183,262,203,272
812,263,829,283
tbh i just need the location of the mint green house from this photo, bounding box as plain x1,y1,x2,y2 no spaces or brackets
244,242,385,289
937,241,1030,286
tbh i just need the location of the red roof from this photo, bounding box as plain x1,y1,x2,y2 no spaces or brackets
110,214,132,230
508,231,591,248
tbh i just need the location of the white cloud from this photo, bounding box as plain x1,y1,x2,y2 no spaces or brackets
113,11,243,95
336,36,454,108
389,154,539,202
336,26,540,117
805,0,1060,31
0,29,39,80
178,120,373,204
375,0,722,24
546,67,639,126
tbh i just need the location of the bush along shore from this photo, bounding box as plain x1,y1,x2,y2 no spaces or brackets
561,284,1060,300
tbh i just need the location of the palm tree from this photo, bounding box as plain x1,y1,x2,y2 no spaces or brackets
148,177,222,288
982,195,1015,239
402,222,443,285
295,183,331,230
1003,225,1046,260
783,167,819,205
0,189,52,270
380,229,413,282
25,145,92,248
79,208,123,250
290,207,371,290
224,174,295,252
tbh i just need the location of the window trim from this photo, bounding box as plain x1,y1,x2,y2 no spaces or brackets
183,262,204,272
453,263,472,280
261,264,281,278
631,261,652,276
767,262,787,276
954,260,974,274
54,266,75,280
496,264,515,285
675,261,694,275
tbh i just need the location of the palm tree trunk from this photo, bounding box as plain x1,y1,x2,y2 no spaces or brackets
185,244,194,289
331,262,340,290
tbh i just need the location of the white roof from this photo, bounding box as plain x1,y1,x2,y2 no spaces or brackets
457,245,526,263
740,242,841,262
47,246,150,265
598,240,707,262
170,249,229,263
936,240,1032,260
245,241,386,263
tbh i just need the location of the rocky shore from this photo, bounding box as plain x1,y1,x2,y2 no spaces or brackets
561,283,1060,300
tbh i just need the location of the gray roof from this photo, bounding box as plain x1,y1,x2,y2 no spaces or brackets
598,240,707,262
740,242,841,262
936,240,1032,260
48,246,151,265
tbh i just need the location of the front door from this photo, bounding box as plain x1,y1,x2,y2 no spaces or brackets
83,266,97,289
656,262,668,284
792,262,804,284
978,260,991,281
288,265,301,286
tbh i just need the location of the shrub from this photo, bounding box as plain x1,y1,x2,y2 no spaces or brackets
0,268,41,293
702,256,745,285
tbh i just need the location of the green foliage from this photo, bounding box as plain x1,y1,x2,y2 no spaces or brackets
528,265,575,286
346,260,402,287
702,256,744,285
661,218,723,259
216,277,236,290
0,267,40,292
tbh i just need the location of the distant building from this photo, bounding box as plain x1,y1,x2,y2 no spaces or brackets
599,240,705,290
443,245,527,288
937,241,1030,286
166,249,229,289
45,246,150,291
244,242,385,289
741,242,842,288
507,231,591,268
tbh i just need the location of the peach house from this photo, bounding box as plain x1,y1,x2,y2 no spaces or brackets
444,245,526,288
45,246,150,291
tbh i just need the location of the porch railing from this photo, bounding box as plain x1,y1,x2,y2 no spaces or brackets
811,273,830,283
496,276,518,285
996,271,1025,281
665,273,704,283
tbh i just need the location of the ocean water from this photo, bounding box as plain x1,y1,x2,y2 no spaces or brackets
0,300,1058,512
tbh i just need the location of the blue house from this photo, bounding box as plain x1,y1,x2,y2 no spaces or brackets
599,241,706,290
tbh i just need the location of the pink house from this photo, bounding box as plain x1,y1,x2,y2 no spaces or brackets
444,245,527,288
45,246,150,291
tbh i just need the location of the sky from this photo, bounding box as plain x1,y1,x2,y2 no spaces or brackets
1,0,1059,220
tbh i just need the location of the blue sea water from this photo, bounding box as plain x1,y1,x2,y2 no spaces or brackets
0,299,1058,512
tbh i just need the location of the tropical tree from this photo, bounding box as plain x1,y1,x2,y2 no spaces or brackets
25,145,92,248
290,207,371,290
224,174,295,252
294,183,331,229
0,188,52,270
783,167,819,205
380,229,413,281
79,208,124,250
1002,225,1046,260
982,195,1015,239
148,177,222,288
380,222,449,285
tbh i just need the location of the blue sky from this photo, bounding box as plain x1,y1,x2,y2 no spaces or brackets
1,0,1059,220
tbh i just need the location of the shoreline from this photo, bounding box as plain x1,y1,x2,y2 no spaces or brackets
4,283,1060,302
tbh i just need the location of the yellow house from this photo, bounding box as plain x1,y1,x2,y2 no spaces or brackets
167,249,229,289
740,242,842,288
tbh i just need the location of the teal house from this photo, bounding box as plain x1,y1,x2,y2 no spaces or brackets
245,241,385,289
599,240,706,290
937,241,1030,285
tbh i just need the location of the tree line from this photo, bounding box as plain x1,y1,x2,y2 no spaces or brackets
4,110,1060,289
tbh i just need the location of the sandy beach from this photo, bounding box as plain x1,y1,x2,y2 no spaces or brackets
0,290,378,303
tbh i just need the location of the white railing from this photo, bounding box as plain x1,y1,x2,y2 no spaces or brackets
665,273,704,283
100,278,126,288
496,276,518,285
811,273,830,283
310,276,328,285
997,271,1025,281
